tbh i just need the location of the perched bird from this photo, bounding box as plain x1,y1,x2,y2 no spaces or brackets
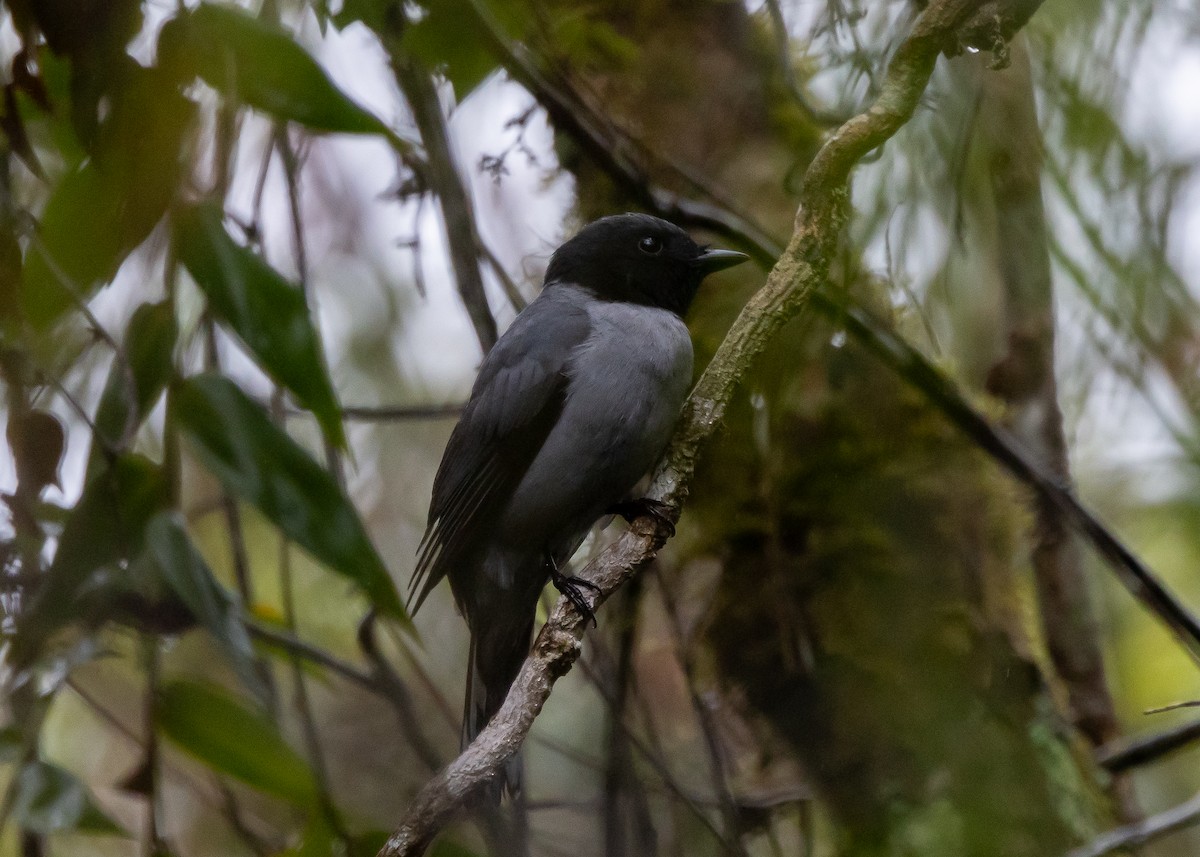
409,213,747,790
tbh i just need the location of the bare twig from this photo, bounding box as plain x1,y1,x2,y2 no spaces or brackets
763,0,848,126
375,12,498,353
1065,791,1200,857
656,569,746,856
1098,719,1200,773
377,2,1046,854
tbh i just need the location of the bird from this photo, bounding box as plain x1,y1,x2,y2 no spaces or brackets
409,212,747,793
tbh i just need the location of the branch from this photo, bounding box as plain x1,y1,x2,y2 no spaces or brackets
468,0,1200,666
1066,791,1200,857
377,2,1044,854
1098,719,1200,774
374,11,498,353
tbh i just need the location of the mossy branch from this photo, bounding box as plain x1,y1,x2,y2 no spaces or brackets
377,1,1046,854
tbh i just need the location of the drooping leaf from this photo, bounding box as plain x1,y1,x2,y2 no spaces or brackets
280,815,338,857
170,375,406,621
0,726,22,763
11,455,170,665
9,760,125,835
88,301,178,477
157,680,317,805
21,65,194,328
141,512,264,698
174,204,344,447
401,0,500,101
158,3,388,135
7,410,65,496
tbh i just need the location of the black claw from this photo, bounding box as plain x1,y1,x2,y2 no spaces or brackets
548,560,600,627
608,498,677,538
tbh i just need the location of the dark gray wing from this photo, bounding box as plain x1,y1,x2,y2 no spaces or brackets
410,289,591,612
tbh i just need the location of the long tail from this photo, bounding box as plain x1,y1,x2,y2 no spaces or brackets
464,617,534,799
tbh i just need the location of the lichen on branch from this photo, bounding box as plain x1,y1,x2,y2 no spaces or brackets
377,2,1047,854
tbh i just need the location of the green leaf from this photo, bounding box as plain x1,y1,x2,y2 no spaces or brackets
174,203,344,448
158,4,388,135
22,66,194,329
157,681,317,804
402,0,500,101
141,513,264,698
88,301,178,478
9,761,125,835
430,841,484,857
170,375,406,621
12,455,170,666
280,815,338,857
0,726,22,763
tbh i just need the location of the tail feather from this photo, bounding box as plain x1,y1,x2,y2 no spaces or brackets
464,618,534,799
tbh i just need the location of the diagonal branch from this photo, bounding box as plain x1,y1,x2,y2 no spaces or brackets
374,11,498,354
377,1,1047,854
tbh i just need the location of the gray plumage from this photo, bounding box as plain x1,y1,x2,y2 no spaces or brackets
409,213,747,795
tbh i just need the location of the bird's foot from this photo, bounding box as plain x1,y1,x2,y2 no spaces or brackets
549,563,601,627
608,497,676,538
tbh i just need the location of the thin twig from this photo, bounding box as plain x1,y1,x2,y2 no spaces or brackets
1098,719,1200,773
656,569,747,856
1065,791,1200,857
379,16,498,353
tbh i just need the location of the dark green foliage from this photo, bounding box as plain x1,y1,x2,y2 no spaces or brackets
11,455,171,665
87,301,178,476
175,203,346,447
169,374,406,621
158,3,389,135
20,65,195,328
140,513,264,698
157,680,319,804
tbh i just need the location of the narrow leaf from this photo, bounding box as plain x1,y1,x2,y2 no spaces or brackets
12,455,170,666
158,4,388,135
142,513,264,698
22,66,194,328
170,375,405,620
10,761,125,835
174,203,344,447
88,301,178,477
157,681,317,804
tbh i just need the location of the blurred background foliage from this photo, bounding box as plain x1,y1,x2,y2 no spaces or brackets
0,0,1199,855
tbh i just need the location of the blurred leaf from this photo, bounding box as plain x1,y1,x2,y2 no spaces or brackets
88,301,178,478
281,815,337,857
7,410,64,495
174,204,344,448
402,0,500,101
170,375,406,621
9,760,125,835
157,680,317,804
430,841,483,857
12,455,169,665
21,65,194,328
0,726,22,763
141,512,264,698
158,4,388,135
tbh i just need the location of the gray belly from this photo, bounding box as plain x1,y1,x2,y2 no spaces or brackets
498,301,693,557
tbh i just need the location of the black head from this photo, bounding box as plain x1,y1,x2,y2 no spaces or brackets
544,213,748,316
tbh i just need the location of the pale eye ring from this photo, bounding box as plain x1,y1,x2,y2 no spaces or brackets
638,236,664,255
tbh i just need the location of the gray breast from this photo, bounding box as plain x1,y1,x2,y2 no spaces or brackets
498,295,693,552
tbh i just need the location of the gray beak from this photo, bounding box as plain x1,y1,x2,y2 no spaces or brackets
694,248,750,275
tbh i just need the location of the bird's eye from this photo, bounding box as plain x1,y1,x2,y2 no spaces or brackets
638,236,664,255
